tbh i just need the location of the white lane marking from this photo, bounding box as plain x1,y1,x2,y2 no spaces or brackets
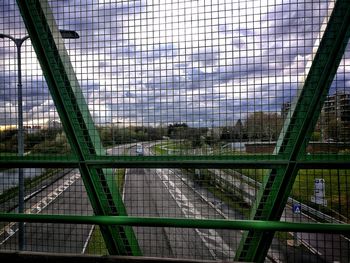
0,172,81,245
342,235,350,242
81,225,95,254
5,227,15,236
155,168,235,260
172,170,229,220
301,239,323,256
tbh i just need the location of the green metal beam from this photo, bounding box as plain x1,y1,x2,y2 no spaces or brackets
9,0,350,261
1,213,350,234
2,153,350,169
15,0,141,256
2,156,350,169
235,1,350,262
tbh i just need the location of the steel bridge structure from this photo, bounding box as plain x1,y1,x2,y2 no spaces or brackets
0,0,350,262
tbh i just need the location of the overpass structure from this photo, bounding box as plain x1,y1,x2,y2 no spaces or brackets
0,0,350,262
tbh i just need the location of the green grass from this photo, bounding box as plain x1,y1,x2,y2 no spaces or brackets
293,169,350,221
160,142,178,150
152,144,168,155
230,168,349,221
116,168,126,193
153,140,215,155
0,183,18,206
84,226,108,255
0,152,17,156
85,168,126,254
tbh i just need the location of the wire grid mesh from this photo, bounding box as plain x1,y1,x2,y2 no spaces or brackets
0,168,93,252
0,0,350,262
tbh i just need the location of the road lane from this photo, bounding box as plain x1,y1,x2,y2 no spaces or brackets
0,144,135,252
124,168,174,258
154,168,237,259
124,167,226,260
120,144,248,260
208,168,350,262
123,143,236,260
0,169,93,253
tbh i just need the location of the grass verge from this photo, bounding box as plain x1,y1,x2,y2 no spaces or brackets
84,226,108,255
84,168,126,255
116,168,126,193
185,169,251,219
231,168,349,221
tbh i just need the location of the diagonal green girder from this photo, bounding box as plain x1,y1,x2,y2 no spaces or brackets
15,0,141,256
235,1,350,262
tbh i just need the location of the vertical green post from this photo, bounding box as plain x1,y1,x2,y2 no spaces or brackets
15,0,141,256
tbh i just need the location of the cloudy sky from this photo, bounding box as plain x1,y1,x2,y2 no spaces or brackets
0,0,348,127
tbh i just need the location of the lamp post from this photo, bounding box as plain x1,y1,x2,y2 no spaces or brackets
0,30,79,251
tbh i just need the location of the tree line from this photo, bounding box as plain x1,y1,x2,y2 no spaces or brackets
1,110,348,154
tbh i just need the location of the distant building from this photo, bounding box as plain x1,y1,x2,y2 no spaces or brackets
322,92,350,141
281,92,350,141
323,92,350,121
281,93,350,118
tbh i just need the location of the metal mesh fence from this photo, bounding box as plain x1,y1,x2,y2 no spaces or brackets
1,0,350,262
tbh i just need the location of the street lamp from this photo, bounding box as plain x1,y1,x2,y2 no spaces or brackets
0,29,79,251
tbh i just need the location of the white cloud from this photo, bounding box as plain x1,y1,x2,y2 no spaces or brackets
0,0,342,127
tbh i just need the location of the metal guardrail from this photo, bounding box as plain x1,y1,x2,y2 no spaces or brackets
0,251,219,263
0,213,349,233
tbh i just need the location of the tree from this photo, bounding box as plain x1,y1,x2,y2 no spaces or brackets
321,111,340,141
167,123,188,139
186,127,206,148
234,119,246,140
244,112,283,141
220,126,232,140
0,128,18,152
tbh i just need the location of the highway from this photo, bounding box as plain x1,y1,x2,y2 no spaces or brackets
0,142,348,262
0,169,93,253
124,167,237,260
208,168,350,263
123,143,350,262
121,144,237,260
123,145,289,261
0,144,130,253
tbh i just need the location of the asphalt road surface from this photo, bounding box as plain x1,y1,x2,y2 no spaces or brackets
0,144,130,253
123,167,239,260
124,144,349,262
123,145,242,261
0,169,93,253
209,168,350,263
1,142,348,262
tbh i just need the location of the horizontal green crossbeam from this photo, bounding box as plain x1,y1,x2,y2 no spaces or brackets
1,156,350,169
6,0,349,261
1,213,349,233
